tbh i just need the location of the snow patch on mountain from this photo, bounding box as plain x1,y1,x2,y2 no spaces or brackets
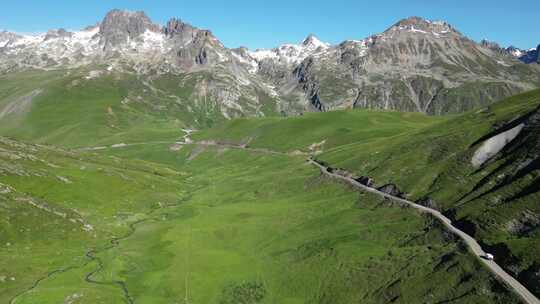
247,35,330,70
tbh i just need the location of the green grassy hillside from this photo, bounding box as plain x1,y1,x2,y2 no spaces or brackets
1,70,538,303
195,89,540,297
0,69,278,148
317,89,540,294
0,136,518,303
194,110,445,153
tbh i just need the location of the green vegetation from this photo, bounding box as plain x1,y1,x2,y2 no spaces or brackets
0,69,278,148
194,89,540,298
0,138,518,303
1,68,538,303
318,90,540,293
194,110,443,152
0,69,184,147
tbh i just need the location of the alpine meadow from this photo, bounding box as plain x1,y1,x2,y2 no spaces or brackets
1,3,540,304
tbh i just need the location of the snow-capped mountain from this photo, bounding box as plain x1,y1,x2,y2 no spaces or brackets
516,45,540,64
250,17,540,114
0,11,539,117
0,9,236,73
247,34,330,66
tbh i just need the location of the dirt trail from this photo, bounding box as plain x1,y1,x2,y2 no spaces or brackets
308,158,540,304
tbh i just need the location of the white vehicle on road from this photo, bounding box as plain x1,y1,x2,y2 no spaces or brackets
483,253,495,260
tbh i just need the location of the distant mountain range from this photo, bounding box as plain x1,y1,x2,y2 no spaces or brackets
0,10,539,117
481,40,540,64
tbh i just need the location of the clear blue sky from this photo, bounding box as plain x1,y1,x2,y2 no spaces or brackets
1,0,538,50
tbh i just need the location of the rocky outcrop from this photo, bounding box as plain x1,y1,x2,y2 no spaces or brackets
481,39,505,53
163,18,197,41
415,197,439,210
44,29,73,41
355,176,375,187
292,58,325,111
377,184,407,199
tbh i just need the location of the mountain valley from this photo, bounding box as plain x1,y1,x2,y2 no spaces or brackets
0,8,539,304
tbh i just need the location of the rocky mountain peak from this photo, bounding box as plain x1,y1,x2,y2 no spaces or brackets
163,17,219,48
394,16,434,26
481,39,502,50
387,16,457,36
484,42,540,64
99,9,161,49
301,34,327,49
480,39,513,56
163,18,194,38
44,28,73,41
0,31,21,46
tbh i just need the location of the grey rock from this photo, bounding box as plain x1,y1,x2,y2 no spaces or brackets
0,12,539,118
415,197,438,210
99,9,160,49
292,58,324,111
355,176,375,187
268,16,540,115
378,184,406,199
512,44,540,64
44,29,73,41
163,18,199,45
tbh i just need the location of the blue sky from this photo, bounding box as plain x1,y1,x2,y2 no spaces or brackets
1,0,538,50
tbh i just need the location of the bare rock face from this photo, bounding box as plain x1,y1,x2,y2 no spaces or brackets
355,176,375,187
44,29,73,41
378,184,406,199
292,58,324,111
163,18,198,43
415,197,438,210
173,30,220,69
388,16,456,34
99,9,160,50
0,31,22,46
161,18,226,70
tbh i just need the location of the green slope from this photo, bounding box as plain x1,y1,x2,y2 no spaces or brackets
0,69,278,148
0,137,519,303
195,89,540,298
194,109,445,153
1,70,538,302
318,89,540,296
